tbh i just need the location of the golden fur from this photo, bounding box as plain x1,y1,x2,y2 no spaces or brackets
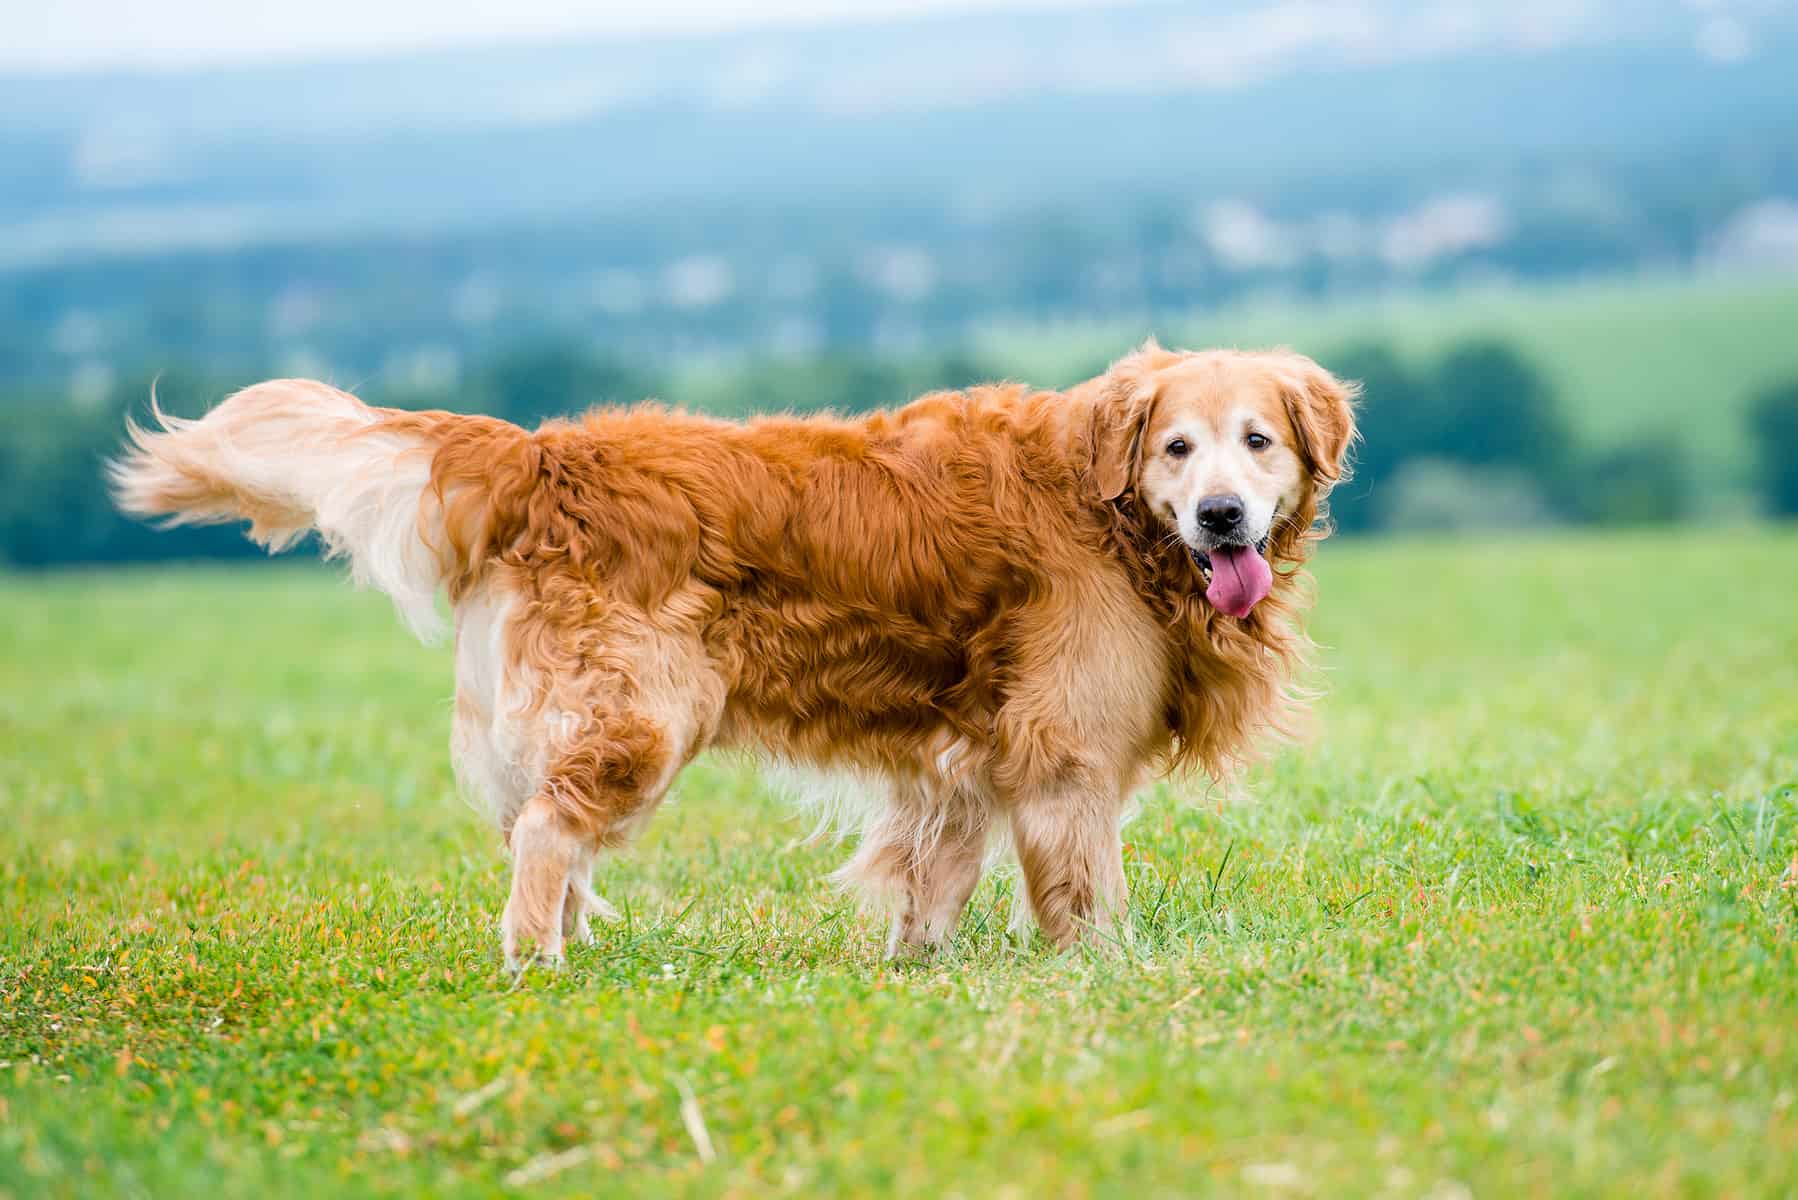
111,342,1357,964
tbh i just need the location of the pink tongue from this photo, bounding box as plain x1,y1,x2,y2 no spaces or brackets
1206,545,1273,618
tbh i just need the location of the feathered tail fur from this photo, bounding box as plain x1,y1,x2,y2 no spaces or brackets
109,379,528,641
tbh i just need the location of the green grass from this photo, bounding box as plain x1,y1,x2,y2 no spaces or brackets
979,272,1798,498
3,530,1796,1197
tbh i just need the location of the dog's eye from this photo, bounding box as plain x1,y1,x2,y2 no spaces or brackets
1166,438,1189,458
1245,432,1271,451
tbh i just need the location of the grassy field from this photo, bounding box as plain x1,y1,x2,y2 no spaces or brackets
979,273,1798,500
3,531,1796,1197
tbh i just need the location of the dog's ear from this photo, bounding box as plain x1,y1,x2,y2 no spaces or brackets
1088,341,1164,502
1277,353,1360,487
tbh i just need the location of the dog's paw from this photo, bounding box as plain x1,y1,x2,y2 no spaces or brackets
501,889,567,971
559,877,621,947
503,949,565,976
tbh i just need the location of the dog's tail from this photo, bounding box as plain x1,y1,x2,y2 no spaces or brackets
109,379,535,641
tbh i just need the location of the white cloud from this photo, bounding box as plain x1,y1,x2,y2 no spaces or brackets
1200,201,1298,271
1379,195,1509,270
1694,15,1753,63
70,118,177,189
0,204,276,268
3,0,1132,73
1706,199,1798,269
663,256,735,309
860,246,937,302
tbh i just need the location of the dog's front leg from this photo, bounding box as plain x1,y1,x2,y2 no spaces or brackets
1008,783,1128,950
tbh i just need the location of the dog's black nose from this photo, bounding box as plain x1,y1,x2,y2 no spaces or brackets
1196,493,1245,534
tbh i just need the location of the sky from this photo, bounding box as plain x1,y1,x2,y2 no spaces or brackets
3,0,1125,73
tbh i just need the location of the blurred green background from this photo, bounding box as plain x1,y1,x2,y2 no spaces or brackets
5,1,1798,563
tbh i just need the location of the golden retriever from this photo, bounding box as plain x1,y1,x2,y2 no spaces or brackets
110,341,1357,966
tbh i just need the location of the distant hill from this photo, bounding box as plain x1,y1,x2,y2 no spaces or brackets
5,0,1797,261
1,0,1796,384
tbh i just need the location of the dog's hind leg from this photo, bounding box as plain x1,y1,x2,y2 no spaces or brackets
888,810,989,958
502,792,585,969
837,779,992,959
560,847,621,948
451,588,608,961
499,615,725,969
500,704,678,969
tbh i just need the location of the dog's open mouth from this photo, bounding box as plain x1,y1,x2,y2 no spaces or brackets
1189,537,1272,618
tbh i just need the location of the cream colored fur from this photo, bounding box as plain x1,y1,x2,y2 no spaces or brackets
110,380,450,640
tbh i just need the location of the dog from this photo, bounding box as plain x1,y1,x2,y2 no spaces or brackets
110,341,1357,965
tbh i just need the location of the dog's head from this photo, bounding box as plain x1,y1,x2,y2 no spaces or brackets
1087,341,1358,618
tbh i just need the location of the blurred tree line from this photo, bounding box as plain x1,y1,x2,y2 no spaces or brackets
4,340,1796,568
1320,340,1694,533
